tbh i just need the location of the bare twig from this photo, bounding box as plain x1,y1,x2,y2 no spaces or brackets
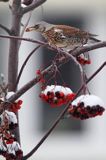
22,0,47,14
20,11,32,37
0,24,11,35
7,56,69,103
0,34,106,57
22,61,106,160
75,61,106,96
0,34,106,81
0,34,47,46
0,34,106,102
15,45,40,88
7,60,106,104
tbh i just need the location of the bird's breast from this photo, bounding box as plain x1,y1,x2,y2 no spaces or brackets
42,28,88,48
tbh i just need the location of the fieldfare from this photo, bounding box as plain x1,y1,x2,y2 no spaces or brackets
26,21,100,50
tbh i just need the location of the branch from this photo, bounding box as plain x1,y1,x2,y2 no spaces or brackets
15,45,40,88
22,61,106,160
0,34,106,56
20,11,32,37
8,56,69,103
8,2,22,92
0,34,47,46
22,0,47,15
8,0,22,146
0,24,11,35
0,34,106,102
5,59,106,107
70,42,106,57
0,34,106,78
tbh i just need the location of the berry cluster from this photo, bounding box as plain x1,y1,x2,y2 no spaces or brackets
0,136,23,160
36,69,46,90
9,100,23,113
76,54,91,65
40,85,75,107
68,94,105,120
5,91,23,113
0,110,18,130
0,92,23,159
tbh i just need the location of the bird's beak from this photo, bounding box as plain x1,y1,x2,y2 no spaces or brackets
25,26,35,32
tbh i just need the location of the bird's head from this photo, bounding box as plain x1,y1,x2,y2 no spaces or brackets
26,21,49,33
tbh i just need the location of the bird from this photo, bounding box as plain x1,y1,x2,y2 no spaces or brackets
26,21,100,51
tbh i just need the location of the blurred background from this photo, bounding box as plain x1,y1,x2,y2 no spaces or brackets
0,0,106,159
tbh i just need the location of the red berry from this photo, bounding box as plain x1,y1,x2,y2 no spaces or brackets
36,69,41,75
16,150,23,157
40,78,45,83
59,92,64,98
16,104,21,110
6,138,14,144
17,100,23,105
86,60,91,64
66,93,75,101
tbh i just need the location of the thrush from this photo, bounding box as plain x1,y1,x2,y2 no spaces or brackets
26,21,100,50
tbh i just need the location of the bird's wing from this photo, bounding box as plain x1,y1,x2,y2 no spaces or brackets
55,25,97,38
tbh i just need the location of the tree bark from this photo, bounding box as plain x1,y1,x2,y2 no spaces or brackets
8,0,22,150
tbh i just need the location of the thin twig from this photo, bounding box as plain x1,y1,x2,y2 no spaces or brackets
20,11,32,37
0,35,106,101
7,56,69,103
15,45,40,88
22,61,106,160
22,0,47,14
0,34,47,46
0,34,106,57
73,61,106,96
0,24,11,35
0,34,106,83
6,60,106,106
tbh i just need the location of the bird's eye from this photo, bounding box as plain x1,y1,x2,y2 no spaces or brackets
34,24,40,29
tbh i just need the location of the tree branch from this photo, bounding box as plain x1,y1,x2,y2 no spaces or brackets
0,34,106,103
22,0,47,15
22,61,106,160
0,24,11,35
0,34,106,56
6,59,106,106
8,56,69,103
8,1,22,92
8,0,22,148
0,34,106,101
15,45,40,89
20,11,32,37
0,34,47,45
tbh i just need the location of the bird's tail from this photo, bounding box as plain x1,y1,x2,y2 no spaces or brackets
89,33,101,42
90,37,101,42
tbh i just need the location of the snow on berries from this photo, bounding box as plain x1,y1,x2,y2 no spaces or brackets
0,91,23,159
6,91,23,112
40,85,75,107
0,110,18,130
68,94,105,120
76,54,91,65
0,136,23,159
